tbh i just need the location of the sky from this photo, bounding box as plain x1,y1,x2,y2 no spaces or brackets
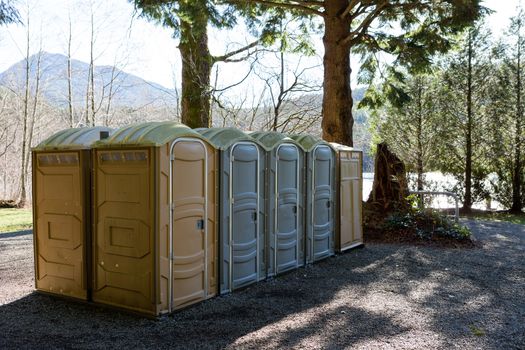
0,0,522,97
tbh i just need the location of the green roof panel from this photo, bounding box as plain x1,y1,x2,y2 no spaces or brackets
196,127,268,150
34,126,112,151
249,131,302,150
95,121,205,148
288,133,329,152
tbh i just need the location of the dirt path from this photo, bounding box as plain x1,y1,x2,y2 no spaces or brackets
0,221,523,349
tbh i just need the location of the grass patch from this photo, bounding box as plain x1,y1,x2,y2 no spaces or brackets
464,211,525,225
0,208,33,233
468,325,486,337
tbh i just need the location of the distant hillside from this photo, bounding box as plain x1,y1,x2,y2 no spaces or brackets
0,52,178,108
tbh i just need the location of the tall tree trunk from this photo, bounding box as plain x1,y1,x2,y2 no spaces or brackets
512,116,522,213
19,15,30,207
67,12,74,127
104,65,117,126
24,49,42,186
464,30,473,212
511,33,523,213
416,81,424,191
179,8,212,128
272,49,285,132
321,0,353,146
89,8,96,126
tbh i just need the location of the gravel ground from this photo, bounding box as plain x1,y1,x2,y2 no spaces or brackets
0,220,523,349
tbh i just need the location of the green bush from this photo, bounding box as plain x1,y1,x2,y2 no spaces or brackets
384,208,471,241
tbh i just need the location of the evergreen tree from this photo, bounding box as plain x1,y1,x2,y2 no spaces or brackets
487,9,525,212
229,0,485,146
0,0,19,26
371,73,444,191
437,22,493,211
132,1,265,128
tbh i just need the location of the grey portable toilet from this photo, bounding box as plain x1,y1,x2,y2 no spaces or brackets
196,128,267,294
289,134,336,264
250,131,306,276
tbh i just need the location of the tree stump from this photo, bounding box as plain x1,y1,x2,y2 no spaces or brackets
364,143,410,228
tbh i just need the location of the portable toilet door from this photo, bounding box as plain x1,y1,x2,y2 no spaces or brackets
169,136,218,310
92,122,218,315
330,143,364,252
310,144,336,262
250,131,305,277
289,134,336,264
32,126,112,301
196,128,266,294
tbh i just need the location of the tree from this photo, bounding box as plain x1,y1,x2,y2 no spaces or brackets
18,3,44,206
85,0,96,126
505,9,525,213
437,23,492,211
0,0,19,26
487,9,525,212
254,19,322,132
66,10,74,127
228,0,484,146
132,0,262,128
371,72,444,191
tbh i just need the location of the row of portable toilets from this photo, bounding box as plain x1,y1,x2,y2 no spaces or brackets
32,121,363,316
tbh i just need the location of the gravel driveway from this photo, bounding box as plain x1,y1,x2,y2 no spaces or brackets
0,220,523,349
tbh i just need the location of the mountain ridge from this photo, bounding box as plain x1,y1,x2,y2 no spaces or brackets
0,51,178,109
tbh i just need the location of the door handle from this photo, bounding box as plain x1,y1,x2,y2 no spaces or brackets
326,201,331,208
252,211,257,222
196,219,205,230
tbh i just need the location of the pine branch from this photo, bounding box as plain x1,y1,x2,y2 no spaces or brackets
340,0,361,19
213,40,261,63
223,0,325,17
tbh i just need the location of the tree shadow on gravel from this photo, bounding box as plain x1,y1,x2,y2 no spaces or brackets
0,230,32,239
0,220,523,349
0,248,410,349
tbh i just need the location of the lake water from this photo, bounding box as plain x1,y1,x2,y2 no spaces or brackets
362,172,501,210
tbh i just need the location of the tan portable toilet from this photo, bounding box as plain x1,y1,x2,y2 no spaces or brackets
92,122,218,316
32,126,112,300
330,143,364,252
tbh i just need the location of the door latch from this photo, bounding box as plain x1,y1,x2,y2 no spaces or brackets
196,219,205,230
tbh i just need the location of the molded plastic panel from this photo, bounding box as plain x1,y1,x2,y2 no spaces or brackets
33,151,87,300
339,151,363,250
93,149,155,314
275,145,300,274
312,146,334,261
171,140,208,308
231,144,259,289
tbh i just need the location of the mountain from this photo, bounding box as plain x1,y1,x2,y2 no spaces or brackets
0,52,178,108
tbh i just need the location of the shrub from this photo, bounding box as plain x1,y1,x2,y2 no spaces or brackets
384,208,471,241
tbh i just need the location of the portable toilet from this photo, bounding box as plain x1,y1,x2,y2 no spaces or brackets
92,122,218,316
289,134,336,263
330,143,364,252
250,131,305,276
196,128,266,294
32,126,112,301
